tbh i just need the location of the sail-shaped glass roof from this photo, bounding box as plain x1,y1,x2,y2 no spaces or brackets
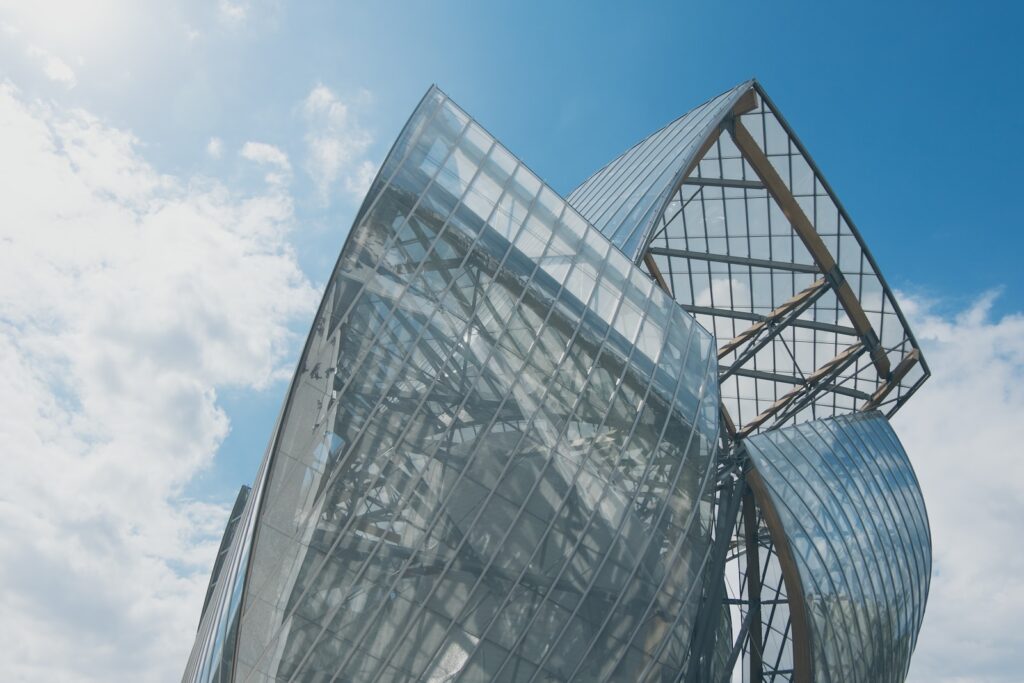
568,81,754,261
182,81,932,683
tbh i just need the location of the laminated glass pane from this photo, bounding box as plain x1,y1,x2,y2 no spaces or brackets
744,412,931,683
192,87,719,683
184,79,932,683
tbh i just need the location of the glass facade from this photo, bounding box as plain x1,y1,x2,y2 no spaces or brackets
569,81,930,681
570,83,926,431
567,82,752,262
744,412,931,683
183,80,931,683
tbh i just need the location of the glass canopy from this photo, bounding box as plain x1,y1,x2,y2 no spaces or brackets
183,81,931,683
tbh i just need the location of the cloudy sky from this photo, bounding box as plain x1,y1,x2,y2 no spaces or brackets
0,1,1021,681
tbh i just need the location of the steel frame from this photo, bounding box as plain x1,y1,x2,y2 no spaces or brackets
631,81,931,682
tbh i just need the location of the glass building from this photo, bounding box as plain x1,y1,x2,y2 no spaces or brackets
183,81,930,683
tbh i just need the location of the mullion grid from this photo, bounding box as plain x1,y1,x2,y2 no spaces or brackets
241,114,528,678
577,96,715,241
654,89,921,435
569,84,742,222
397,247,659,682
606,92,742,251
475,294,680,682
566,349,719,682
282,155,559,679
356,233,626,671
729,501,794,683
411,291,652,681
569,360,718,680
749,453,865,683
238,105,478,678
777,426,898,678
276,248,532,675
766,98,922,418
749,415,930,683
759,532,793,683
830,418,931,652
190,94,451,683
800,420,911,680
251,141,502,543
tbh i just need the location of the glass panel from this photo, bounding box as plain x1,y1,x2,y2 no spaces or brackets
221,89,719,683
745,412,931,683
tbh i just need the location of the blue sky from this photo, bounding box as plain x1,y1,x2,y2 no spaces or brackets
0,2,1021,681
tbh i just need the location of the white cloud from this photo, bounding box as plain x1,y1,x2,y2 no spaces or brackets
694,276,751,309
897,292,1024,683
300,83,374,203
206,136,223,159
241,140,290,170
344,158,378,199
0,82,316,681
27,45,77,87
241,140,291,186
217,0,248,25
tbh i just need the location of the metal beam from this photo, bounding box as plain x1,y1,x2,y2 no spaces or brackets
719,606,754,683
682,176,765,190
680,303,858,336
723,366,872,401
648,246,820,274
741,487,764,683
729,120,891,378
686,477,746,682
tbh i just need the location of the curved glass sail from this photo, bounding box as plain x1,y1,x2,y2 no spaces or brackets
570,82,927,431
181,80,933,683
567,81,753,262
743,411,931,683
183,411,285,683
224,87,719,683
568,81,932,682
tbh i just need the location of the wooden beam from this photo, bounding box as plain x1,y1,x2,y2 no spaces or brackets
729,120,891,378
731,87,759,116
643,251,671,294
718,278,827,359
745,468,813,683
741,486,764,683
738,343,863,436
863,349,920,411
720,403,737,438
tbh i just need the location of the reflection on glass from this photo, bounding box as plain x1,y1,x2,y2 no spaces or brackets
193,89,722,683
745,411,931,683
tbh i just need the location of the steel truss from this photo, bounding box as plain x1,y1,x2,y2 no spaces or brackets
629,82,930,682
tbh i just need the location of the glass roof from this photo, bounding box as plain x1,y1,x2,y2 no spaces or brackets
567,81,754,262
744,411,931,683
570,80,929,434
